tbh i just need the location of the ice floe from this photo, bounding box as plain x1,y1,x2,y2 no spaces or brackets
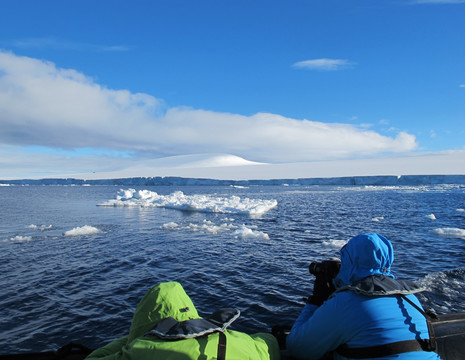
233,225,270,240
99,189,277,216
432,228,465,239
162,220,270,240
162,220,237,235
322,239,347,248
64,225,101,237
28,224,53,231
9,235,32,242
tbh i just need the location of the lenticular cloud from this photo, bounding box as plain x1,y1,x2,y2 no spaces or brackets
0,50,417,163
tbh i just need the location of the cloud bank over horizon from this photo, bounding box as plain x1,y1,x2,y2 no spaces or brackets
0,50,418,165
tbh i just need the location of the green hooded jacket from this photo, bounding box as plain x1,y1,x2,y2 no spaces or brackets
86,282,280,360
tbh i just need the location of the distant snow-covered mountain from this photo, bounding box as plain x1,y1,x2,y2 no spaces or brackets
126,153,266,168
1,152,465,184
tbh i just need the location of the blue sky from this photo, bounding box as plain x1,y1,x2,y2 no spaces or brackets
0,0,464,178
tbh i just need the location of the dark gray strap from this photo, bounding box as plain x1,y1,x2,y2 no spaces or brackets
400,295,437,352
337,339,430,359
217,331,227,360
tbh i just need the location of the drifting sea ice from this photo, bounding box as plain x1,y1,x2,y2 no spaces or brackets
99,189,278,216
233,225,270,240
28,224,53,231
162,220,270,240
432,228,465,239
322,239,347,248
9,235,32,242
162,220,237,235
64,225,101,237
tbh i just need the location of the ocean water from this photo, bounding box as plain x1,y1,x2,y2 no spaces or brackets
1,184,465,354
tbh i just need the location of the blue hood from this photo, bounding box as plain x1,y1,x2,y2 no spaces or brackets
334,233,395,289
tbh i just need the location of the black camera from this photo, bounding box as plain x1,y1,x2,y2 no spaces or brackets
306,259,341,306
309,259,341,280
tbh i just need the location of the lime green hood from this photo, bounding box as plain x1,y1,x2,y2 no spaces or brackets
127,282,199,344
86,282,280,360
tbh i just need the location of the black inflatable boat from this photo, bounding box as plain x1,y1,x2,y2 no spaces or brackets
1,311,465,360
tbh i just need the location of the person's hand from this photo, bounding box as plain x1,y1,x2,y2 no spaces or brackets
307,259,340,306
308,275,334,306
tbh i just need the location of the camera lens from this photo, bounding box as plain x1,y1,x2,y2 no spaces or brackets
309,262,320,275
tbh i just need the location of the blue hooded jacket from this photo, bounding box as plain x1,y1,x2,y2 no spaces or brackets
334,233,394,288
286,233,441,360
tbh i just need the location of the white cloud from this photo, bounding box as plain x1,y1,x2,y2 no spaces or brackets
10,37,131,52
292,58,353,71
0,50,417,166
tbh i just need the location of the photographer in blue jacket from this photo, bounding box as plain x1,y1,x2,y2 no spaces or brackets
286,233,441,359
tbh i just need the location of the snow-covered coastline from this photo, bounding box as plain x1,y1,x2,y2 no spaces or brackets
2,174,465,186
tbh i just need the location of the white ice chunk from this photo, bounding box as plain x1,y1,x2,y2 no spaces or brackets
432,228,465,239
10,235,32,242
99,189,277,216
64,225,101,237
233,225,270,240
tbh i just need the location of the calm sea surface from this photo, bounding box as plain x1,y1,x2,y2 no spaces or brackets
1,184,465,354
